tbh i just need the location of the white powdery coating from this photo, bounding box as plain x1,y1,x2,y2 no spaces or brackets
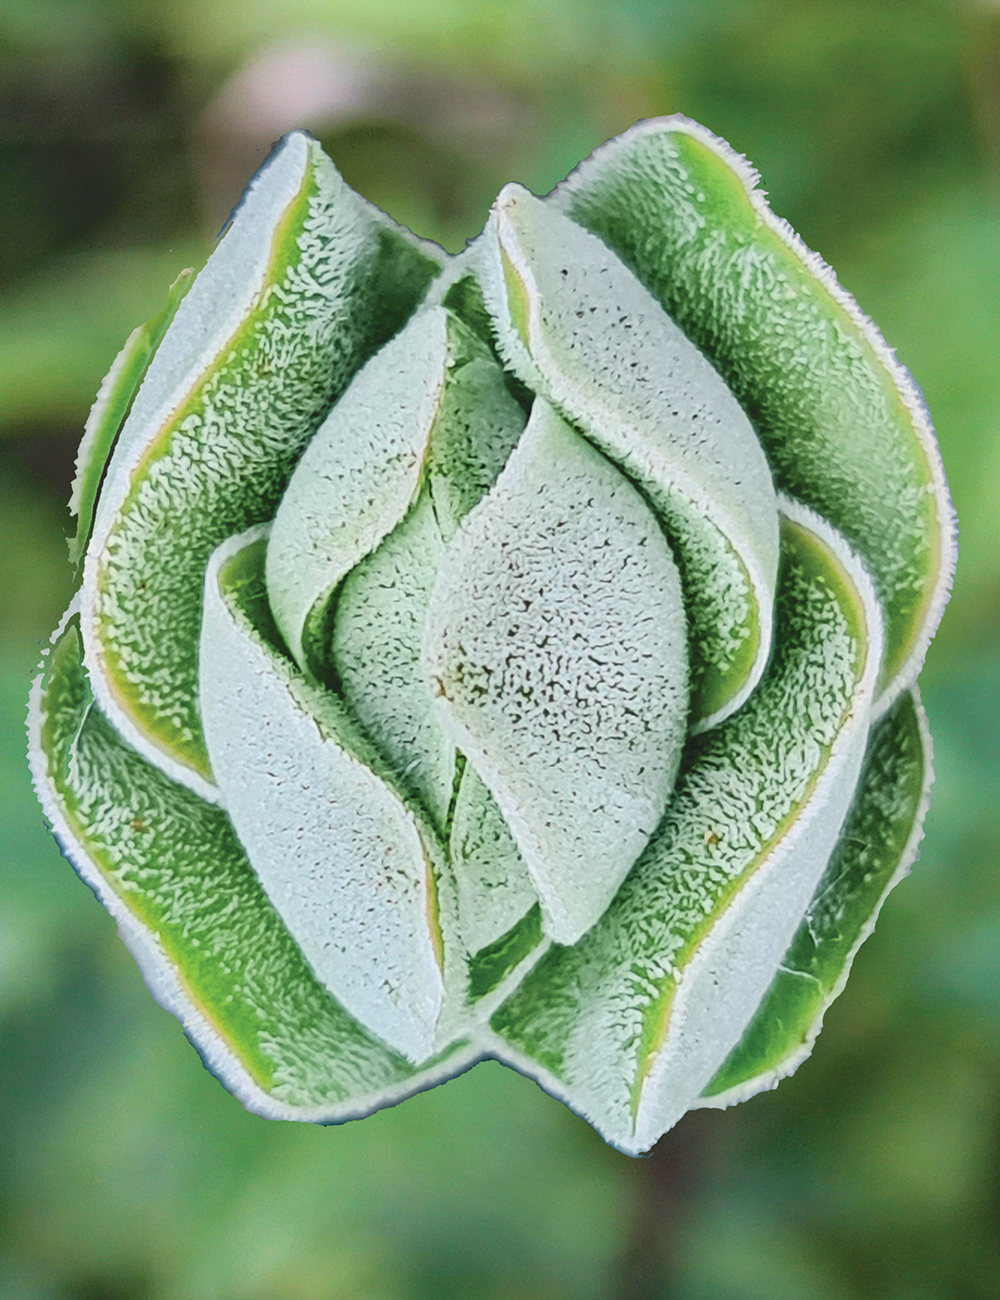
425,400,689,945
478,184,780,727
266,306,449,670
201,526,444,1064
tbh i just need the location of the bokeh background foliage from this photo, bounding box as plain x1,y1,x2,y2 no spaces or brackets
1,0,999,1295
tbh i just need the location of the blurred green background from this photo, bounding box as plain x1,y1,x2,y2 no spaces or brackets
2,0,999,1296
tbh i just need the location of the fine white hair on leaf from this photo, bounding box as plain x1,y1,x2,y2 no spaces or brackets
488,499,884,1154
424,398,690,947
81,131,443,799
201,524,446,1064
551,114,956,717
474,182,780,733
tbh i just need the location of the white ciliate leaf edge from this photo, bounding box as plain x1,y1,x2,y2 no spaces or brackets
485,497,885,1154
555,114,955,718
699,687,934,1111
27,598,480,1121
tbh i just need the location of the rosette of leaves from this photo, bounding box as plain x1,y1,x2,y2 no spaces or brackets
29,120,955,1155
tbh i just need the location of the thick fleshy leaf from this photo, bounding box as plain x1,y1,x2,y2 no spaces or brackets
267,304,455,675
316,314,526,831
68,268,194,565
200,527,447,1064
27,615,476,1118
435,763,551,1038
552,116,955,710
82,131,442,799
424,346,529,543
449,763,540,957
701,686,932,1106
332,492,456,831
425,399,690,946
489,501,883,1154
476,185,779,728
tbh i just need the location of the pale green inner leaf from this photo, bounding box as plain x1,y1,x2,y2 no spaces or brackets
266,305,455,676
450,764,538,956
333,491,456,831
325,315,527,834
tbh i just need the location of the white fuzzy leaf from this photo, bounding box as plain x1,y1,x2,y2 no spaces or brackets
424,399,689,945
200,526,446,1064
490,500,883,1154
82,131,441,798
266,305,452,674
475,185,780,730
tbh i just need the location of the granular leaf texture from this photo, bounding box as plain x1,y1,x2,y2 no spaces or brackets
30,118,954,1153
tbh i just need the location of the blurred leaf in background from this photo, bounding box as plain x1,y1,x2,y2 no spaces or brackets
2,0,1000,1296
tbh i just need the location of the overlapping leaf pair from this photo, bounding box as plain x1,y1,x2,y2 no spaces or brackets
29,120,954,1153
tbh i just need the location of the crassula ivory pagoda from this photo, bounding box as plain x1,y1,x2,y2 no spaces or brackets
29,119,955,1154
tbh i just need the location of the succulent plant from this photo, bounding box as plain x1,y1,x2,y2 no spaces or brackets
29,119,954,1154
